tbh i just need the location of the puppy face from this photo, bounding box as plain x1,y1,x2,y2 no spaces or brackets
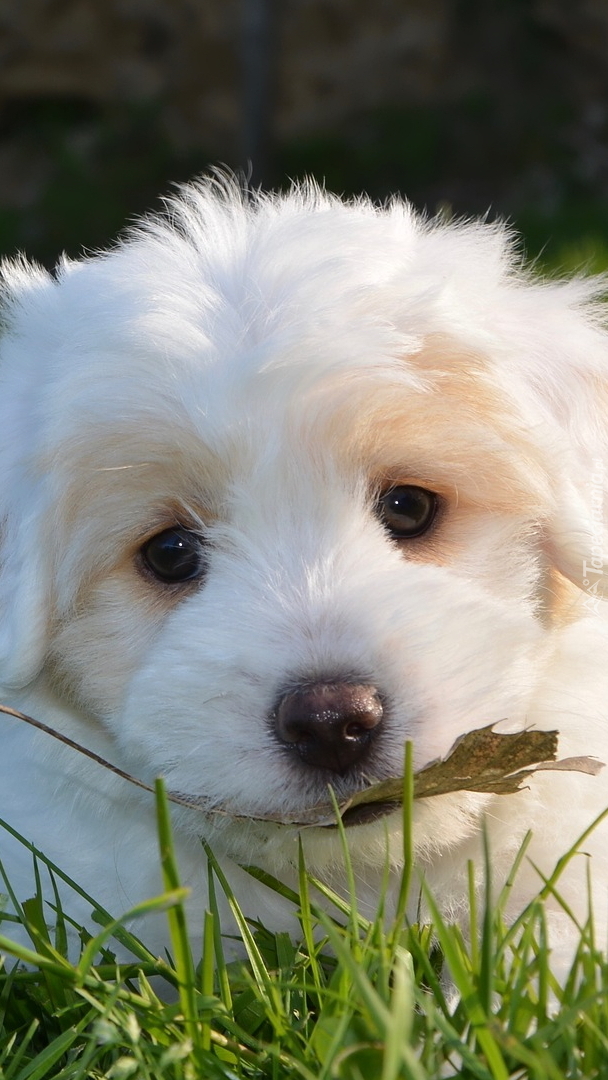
1,181,606,874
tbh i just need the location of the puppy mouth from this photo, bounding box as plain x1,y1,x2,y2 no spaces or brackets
169,722,603,828
168,789,402,829
328,800,401,827
7,705,595,833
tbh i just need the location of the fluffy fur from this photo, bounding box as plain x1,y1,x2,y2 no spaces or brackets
1,177,608,976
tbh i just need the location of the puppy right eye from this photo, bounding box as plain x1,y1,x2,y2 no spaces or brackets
140,527,206,583
376,484,438,539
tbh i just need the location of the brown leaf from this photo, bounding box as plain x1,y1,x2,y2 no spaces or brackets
412,725,560,799
299,725,604,827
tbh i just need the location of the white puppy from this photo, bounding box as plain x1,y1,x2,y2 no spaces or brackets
1,177,608,975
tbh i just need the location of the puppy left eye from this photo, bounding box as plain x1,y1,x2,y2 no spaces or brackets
377,485,438,539
140,527,206,583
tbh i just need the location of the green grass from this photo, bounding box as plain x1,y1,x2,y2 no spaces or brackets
1,774,608,1079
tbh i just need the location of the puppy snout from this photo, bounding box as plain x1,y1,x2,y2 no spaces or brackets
273,681,384,774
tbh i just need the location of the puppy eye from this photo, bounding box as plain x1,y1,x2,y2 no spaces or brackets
377,485,438,539
141,527,206,583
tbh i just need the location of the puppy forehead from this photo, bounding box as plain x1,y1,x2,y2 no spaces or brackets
49,334,548,537
5,185,507,440
5,191,548,518
55,283,422,420
4,186,540,497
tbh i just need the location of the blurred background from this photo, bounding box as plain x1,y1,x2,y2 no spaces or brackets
1,0,607,271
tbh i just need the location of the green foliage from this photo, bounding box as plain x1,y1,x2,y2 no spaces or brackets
1,764,608,1078
0,99,213,267
1,96,608,279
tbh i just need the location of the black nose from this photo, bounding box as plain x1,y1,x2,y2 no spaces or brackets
273,681,384,774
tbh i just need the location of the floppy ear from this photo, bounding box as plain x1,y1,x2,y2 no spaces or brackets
546,475,608,605
510,275,608,602
0,261,55,689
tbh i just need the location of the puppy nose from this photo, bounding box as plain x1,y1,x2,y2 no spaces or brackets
273,681,384,774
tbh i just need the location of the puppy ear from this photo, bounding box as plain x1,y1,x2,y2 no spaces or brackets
513,276,608,600
545,476,608,603
0,261,54,689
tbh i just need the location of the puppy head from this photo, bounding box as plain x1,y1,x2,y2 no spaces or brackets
1,179,607,868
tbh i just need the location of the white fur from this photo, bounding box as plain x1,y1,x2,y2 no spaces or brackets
1,177,608,976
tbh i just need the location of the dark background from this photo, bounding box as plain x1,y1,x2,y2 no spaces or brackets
1,0,608,270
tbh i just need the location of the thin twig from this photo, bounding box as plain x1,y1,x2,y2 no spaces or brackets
0,702,192,808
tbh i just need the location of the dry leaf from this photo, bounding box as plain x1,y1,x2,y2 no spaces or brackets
333,725,603,826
